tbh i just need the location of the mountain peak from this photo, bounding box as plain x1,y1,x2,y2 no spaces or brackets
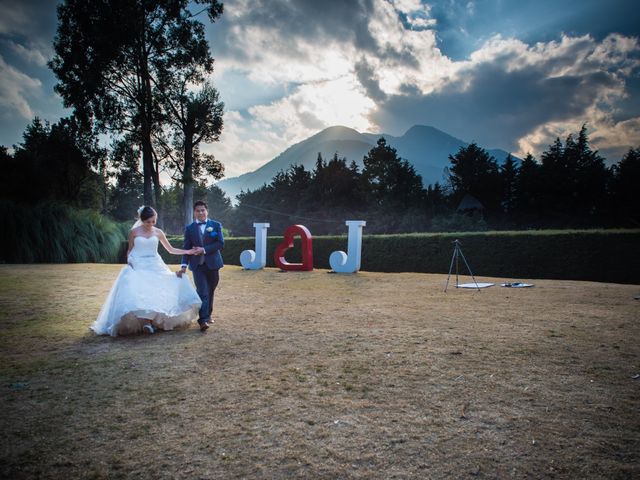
404,124,439,135
402,125,463,143
312,125,363,141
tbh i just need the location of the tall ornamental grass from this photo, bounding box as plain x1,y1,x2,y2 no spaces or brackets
0,201,126,263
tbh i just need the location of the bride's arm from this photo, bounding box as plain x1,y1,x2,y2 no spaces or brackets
126,230,135,265
157,230,196,255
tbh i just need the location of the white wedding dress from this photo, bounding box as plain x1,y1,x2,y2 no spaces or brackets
91,235,202,336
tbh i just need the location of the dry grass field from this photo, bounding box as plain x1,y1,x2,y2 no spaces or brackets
1,264,639,479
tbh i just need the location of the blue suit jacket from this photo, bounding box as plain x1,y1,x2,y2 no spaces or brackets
181,219,224,271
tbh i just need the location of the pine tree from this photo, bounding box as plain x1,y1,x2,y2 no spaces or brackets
539,125,607,225
362,137,424,208
610,147,640,226
500,154,518,215
513,153,541,224
446,142,501,214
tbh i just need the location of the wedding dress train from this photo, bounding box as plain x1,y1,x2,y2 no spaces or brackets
91,236,201,336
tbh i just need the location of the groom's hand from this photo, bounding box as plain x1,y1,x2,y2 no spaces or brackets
176,266,187,278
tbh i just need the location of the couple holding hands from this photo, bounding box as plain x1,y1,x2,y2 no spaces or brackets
91,201,223,336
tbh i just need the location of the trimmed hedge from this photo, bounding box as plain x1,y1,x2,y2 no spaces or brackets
156,229,640,284
10,202,634,284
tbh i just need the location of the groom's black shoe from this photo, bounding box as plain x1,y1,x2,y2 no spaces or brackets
199,321,209,332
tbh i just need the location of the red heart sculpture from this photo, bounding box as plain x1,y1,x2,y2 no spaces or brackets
274,225,314,271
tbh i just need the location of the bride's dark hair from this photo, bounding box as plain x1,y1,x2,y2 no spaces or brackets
138,206,157,222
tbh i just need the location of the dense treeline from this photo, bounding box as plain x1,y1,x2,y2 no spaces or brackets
1,120,638,237
228,128,640,235
0,117,231,233
230,139,444,235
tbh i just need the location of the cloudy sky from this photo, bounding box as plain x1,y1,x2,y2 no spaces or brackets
1,0,639,179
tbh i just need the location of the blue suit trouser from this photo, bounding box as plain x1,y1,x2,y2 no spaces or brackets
192,265,220,324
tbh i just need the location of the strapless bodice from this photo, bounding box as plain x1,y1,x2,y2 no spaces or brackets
131,235,159,257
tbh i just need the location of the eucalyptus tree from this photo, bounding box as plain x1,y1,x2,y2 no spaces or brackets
156,80,224,225
49,0,224,209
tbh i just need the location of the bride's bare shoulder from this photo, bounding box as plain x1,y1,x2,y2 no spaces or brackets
130,226,156,240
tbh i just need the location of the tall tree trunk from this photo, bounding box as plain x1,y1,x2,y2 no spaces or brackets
141,131,154,207
153,150,163,228
139,24,154,208
183,136,194,226
99,156,109,214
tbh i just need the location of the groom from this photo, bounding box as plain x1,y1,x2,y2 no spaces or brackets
177,200,224,332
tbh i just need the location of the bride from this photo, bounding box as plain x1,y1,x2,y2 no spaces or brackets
92,206,202,336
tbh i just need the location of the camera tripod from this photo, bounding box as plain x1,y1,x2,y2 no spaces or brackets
444,239,480,292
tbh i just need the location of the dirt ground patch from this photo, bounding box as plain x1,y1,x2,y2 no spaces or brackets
1,264,639,479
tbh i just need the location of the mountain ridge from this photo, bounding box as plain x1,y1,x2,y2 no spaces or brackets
217,125,516,202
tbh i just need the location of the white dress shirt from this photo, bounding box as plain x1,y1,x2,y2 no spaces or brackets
181,219,209,268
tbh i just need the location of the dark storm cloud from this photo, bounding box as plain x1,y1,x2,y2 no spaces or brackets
0,0,63,148
0,0,58,47
1,0,638,161
354,58,387,102
426,0,640,60
209,0,422,67
371,47,632,152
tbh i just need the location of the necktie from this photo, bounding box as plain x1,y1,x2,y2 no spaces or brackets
197,222,206,265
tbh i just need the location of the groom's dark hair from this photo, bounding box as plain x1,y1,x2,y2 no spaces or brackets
193,200,208,210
